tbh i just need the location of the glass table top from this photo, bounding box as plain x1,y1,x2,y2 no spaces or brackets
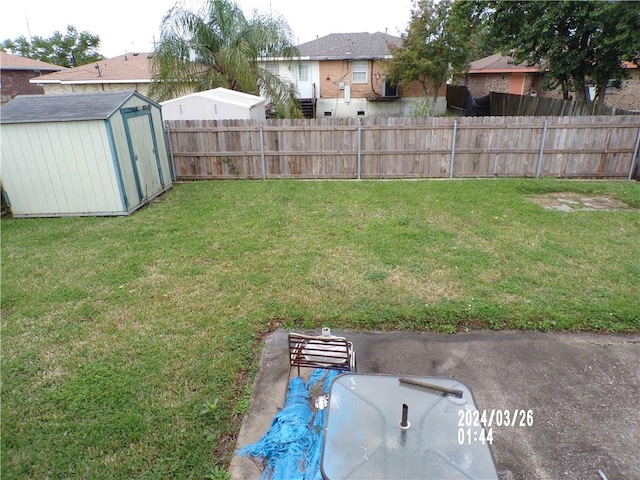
320,374,498,480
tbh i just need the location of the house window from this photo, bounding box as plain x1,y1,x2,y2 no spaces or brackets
382,81,398,98
352,61,367,83
605,79,622,94
297,64,309,82
264,63,279,76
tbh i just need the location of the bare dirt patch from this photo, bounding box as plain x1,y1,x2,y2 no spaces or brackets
528,192,634,211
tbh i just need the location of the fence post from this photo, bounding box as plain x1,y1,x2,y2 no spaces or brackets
536,120,548,179
629,123,640,181
259,124,266,180
357,120,363,180
164,120,177,181
450,120,458,178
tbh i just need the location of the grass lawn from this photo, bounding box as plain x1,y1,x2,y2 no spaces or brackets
2,179,639,479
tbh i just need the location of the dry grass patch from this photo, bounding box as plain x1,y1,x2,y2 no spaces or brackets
528,192,635,211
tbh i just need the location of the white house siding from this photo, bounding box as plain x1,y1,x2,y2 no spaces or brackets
258,60,320,100
0,121,122,216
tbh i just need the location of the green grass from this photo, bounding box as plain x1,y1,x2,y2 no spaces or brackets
2,179,639,478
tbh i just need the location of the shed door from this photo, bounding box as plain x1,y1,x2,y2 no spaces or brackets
122,108,165,203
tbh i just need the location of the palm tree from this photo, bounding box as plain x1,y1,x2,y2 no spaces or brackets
149,0,302,117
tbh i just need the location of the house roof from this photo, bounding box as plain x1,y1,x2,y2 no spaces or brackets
297,32,402,60
33,52,153,85
468,54,539,74
0,91,143,124
161,87,265,108
0,52,65,72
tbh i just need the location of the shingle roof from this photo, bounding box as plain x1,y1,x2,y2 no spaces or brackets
0,91,137,124
297,32,402,60
469,54,539,73
35,53,153,84
0,52,65,72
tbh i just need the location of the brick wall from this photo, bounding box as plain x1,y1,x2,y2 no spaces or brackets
467,74,509,97
605,69,640,111
319,60,383,99
318,60,442,100
1,70,45,104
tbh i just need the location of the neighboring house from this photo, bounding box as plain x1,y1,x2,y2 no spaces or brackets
32,52,153,96
0,52,65,104
605,62,640,111
161,88,266,121
460,53,640,111
260,32,445,118
461,53,548,99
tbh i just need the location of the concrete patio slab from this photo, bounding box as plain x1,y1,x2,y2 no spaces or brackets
230,330,640,480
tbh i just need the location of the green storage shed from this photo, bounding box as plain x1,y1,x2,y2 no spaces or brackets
0,91,173,217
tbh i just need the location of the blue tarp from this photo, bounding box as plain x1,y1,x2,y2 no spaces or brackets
237,369,340,480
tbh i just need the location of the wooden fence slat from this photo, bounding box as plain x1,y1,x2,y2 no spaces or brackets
166,116,640,180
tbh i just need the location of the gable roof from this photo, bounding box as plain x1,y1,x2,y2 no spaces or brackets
297,32,402,60
0,91,143,124
469,54,539,74
33,53,153,85
0,52,65,72
161,87,265,108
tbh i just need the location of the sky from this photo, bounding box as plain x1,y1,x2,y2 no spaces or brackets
1,0,414,59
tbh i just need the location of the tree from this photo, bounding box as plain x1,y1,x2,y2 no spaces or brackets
482,1,640,103
385,0,471,105
150,0,302,117
448,0,498,61
1,26,104,67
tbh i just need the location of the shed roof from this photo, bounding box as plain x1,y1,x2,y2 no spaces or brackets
0,52,66,72
0,91,142,124
161,87,265,108
297,32,401,60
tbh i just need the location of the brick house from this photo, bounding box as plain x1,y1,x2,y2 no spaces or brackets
461,53,640,111
606,62,640,111
0,52,65,104
260,32,445,118
32,52,153,97
461,54,549,99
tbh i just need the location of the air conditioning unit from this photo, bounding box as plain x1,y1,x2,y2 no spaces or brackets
382,81,398,98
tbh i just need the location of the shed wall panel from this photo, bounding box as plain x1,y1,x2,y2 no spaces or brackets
162,95,265,121
1,121,122,216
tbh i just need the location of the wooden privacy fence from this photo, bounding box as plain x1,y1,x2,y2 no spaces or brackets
489,91,638,117
445,84,638,116
165,116,640,181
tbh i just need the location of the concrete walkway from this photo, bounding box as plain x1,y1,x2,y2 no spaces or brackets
230,330,640,480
